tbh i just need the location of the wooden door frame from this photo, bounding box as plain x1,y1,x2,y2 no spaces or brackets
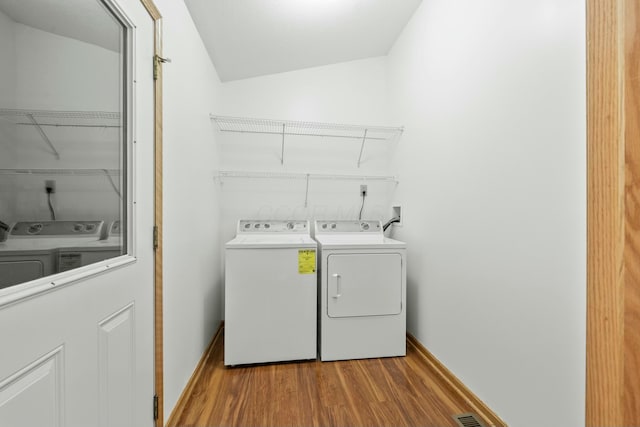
137,1,164,426
586,0,639,424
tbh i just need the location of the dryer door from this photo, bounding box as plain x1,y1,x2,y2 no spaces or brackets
327,253,402,318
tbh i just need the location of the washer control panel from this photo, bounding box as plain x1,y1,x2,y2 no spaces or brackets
316,220,382,233
237,220,309,233
10,220,104,237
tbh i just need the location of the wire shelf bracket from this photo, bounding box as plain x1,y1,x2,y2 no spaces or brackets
281,123,285,165
304,173,310,207
357,129,368,168
26,113,60,159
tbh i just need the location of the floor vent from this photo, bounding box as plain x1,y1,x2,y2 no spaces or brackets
453,413,487,427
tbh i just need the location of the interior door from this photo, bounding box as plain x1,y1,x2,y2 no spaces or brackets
327,253,402,318
0,0,155,426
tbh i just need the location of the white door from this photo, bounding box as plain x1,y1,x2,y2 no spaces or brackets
327,253,402,318
0,0,156,426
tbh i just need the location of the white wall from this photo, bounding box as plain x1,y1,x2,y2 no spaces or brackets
152,0,224,421
218,57,396,246
220,57,389,123
387,1,586,426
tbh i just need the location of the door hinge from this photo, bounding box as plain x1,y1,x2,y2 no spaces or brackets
153,394,159,420
153,54,171,80
153,225,159,251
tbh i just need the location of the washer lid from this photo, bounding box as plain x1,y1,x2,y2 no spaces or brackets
226,234,317,249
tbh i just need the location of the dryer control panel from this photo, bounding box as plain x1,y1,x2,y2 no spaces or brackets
237,220,309,233
316,220,382,233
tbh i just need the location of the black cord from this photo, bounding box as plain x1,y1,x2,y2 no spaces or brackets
0,220,8,242
47,191,56,220
383,216,401,231
358,192,365,220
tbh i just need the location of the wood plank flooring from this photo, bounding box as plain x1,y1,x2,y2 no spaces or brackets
169,327,496,427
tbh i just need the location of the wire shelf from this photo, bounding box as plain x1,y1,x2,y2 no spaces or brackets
211,115,403,167
210,115,403,142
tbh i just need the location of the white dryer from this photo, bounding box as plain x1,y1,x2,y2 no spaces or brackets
225,220,317,366
0,220,104,289
315,220,407,361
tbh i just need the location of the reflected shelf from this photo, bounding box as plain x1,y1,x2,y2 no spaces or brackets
0,168,120,176
0,108,122,160
0,109,121,128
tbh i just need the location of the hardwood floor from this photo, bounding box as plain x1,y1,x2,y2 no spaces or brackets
168,327,500,427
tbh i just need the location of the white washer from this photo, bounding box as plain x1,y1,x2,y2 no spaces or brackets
315,220,407,361
225,219,317,366
0,220,104,289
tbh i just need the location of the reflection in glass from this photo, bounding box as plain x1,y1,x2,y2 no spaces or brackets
0,0,127,289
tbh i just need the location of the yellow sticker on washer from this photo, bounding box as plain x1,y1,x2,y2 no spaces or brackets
298,250,316,274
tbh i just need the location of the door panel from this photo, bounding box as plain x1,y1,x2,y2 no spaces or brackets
98,303,135,427
0,347,64,427
327,253,402,318
0,0,155,425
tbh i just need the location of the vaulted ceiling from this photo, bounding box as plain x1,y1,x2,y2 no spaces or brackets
184,0,423,82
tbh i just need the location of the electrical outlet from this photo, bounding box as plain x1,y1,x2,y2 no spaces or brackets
45,180,56,194
360,184,367,196
392,205,402,226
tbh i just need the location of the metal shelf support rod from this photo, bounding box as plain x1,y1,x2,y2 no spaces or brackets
27,113,60,160
281,123,285,165
304,174,310,207
357,129,368,168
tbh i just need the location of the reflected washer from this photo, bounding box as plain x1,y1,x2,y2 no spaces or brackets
224,220,317,366
0,220,104,289
315,220,407,361
57,220,123,271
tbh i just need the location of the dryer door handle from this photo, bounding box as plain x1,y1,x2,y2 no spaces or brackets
332,273,342,298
